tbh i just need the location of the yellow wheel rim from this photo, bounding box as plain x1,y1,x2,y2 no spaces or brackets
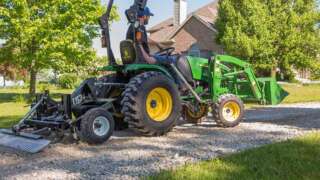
146,87,173,122
222,102,241,122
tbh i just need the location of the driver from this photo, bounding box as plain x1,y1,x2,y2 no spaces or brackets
126,7,178,65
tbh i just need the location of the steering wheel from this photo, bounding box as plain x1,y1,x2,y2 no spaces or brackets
155,47,175,56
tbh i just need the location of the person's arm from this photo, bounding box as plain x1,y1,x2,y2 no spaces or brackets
139,44,157,64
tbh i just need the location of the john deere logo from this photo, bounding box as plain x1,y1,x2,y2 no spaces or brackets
124,50,130,59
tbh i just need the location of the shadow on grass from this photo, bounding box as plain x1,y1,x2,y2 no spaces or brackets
0,92,69,103
0,116,21,129
148,134,320,180
0,93,29,103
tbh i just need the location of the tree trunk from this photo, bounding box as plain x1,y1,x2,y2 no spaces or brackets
29,69,37,95
3,75,6,87
271,65,277,79
53,70,58,84
271,58,278,79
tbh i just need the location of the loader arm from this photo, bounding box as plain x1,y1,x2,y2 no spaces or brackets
213,55,288,105
215,55,264,101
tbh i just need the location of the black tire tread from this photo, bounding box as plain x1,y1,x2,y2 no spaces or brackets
79,108,115,144
121,71,181,136
213,94,244,128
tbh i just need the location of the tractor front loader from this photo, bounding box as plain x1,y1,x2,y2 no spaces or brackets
0,0,288,153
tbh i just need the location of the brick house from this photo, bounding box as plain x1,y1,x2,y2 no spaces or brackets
148,0,316,81
148,0,223,59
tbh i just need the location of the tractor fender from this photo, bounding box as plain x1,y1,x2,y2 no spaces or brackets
123,64,174,80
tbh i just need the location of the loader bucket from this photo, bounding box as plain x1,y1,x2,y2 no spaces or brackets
0,129,50,153
257,78,289,105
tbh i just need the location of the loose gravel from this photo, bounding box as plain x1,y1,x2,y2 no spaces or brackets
0,102,319,180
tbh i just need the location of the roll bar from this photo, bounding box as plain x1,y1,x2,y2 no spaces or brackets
99,0,116,65
99,0,148,65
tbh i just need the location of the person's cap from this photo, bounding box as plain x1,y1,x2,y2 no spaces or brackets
138,7,154,17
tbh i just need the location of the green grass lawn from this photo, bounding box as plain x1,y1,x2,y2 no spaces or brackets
244,84,320,109
147,133,320,180
0,103,29,128
281,84,320,104
0,88,72,128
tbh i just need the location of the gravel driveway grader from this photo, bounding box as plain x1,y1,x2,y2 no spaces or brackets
0,0,288,153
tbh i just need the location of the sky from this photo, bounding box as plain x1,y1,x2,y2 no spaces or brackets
95,0,214,58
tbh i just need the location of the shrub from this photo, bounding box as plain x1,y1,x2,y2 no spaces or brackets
58,74,78,89
38,82,54,92
13,94,27,103
311,64,320,80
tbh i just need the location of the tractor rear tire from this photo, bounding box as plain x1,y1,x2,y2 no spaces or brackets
78,108,115,144
121,71,181,136
213,94,244,127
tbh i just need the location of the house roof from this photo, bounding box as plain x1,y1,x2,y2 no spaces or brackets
149,1,219,43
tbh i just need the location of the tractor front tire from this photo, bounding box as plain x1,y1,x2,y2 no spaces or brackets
213,94,244,127
121,71,181,136
78,108,115,144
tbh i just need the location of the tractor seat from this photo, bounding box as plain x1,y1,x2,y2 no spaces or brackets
176,56,194,84
120,40,136,64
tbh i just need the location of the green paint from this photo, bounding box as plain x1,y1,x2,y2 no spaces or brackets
99,64,173,79
216,55,250,67
257,78,289,105
212,54,288,104
123,64,173,79
187,56,209,81
97,65,121,72
98,54,288,105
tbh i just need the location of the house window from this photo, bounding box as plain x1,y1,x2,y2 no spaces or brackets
188,43,201,57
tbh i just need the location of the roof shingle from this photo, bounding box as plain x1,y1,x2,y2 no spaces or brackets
149,1,219,43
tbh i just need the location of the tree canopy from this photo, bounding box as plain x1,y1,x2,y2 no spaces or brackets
216,0,320,79
0,0,119,94
0,42,19,86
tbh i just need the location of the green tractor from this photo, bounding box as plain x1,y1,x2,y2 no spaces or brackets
96,0,288,135
0,0,288,153
99,53,287,135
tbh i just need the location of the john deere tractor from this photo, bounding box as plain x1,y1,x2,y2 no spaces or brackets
0,0,288,153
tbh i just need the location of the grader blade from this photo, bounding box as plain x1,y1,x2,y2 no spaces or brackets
0,129,50,153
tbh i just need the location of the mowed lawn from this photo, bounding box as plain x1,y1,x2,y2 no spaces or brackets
0,84,319,129
0,88,72,128
281,84,320,104
148,133,320,180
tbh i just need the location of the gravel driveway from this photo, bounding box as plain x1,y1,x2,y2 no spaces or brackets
0,102,319,180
